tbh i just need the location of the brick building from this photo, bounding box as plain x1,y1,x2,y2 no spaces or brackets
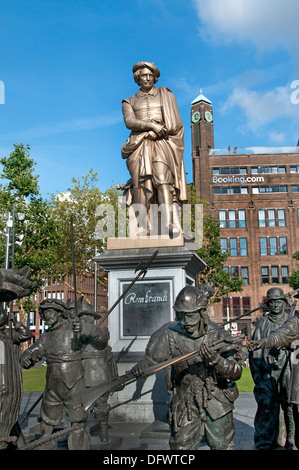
191,91,299,336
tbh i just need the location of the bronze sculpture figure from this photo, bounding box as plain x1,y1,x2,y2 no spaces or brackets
20,298,110,450
130,283,245,450
248,287,296,450
0,266,34,449
248,292,299,449
66,298,119,443
121,61,188,236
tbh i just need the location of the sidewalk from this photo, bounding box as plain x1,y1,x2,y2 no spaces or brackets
19,391,257,450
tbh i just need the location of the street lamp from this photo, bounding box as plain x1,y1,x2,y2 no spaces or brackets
5,204,25,270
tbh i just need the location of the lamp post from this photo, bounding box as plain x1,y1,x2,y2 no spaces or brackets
4,211,13,270
94,247,98,313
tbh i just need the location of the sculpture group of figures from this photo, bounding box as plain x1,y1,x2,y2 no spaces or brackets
1,265,299,451
0,267,119,450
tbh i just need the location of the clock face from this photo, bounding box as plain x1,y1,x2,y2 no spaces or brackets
191,111,201,123
205,111,213,123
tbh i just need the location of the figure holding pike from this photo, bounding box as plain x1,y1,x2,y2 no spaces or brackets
82,282,246,450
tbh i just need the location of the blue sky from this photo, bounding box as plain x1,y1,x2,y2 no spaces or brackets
0,0,299,199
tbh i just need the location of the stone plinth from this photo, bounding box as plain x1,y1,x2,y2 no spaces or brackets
94,238,206,422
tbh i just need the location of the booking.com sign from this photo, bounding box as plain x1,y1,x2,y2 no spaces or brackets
0,81,4,104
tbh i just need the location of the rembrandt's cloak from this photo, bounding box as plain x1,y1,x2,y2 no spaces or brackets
121,86,187,206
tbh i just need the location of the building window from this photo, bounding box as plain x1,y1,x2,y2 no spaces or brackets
258,209,266,227
229,238,238,256
241,267,249,285
220,238,228,253
269,237,278,255
231,266,239,278
281,266,289,283
213,186,248,194
291,185,299,193
219,210,226,228
232,297,241,316
278,209,286,226
213,167,247,175
279,237,288,254
228,210,236,227
219,209,246,228
258,208,286,227
252,166,286,174
252,185,287,194
271,266,279,284
238,209,246,227
261,266,270,285
243,297,251,314
290,165,299,173
239,238,248,256
221,238,248,256
267,209,276,227
260,237,268,255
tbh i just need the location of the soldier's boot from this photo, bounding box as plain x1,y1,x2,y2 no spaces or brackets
68,422,90,450
38,422,56,450
99,421,109,442
285,406,297,450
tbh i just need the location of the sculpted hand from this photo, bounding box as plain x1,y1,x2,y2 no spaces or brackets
150,122,167,138
198,344,219,363
21,354,32,369
146,130,158,140
247,340,264,352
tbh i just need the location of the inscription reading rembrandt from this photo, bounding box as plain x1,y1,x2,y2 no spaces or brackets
122,281,171,337
124,289,168,305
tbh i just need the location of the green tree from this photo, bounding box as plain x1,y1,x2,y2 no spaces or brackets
0,143,60,281
0,143,61,330
288,251,299,291
49,169,122,279
187,185,244,302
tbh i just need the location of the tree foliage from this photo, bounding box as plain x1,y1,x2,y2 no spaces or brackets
0,143,61,285
48,169,122,279
187,185,244,303
288,251,299,291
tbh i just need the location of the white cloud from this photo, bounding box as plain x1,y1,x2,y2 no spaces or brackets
221,84,299,139
193,0,299,55
268,131,286,144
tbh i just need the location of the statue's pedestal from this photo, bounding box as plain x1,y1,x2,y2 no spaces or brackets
94,236,206,423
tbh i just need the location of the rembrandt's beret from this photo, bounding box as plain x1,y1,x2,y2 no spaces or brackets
132,61,160,77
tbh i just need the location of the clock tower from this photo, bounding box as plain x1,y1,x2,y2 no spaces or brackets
191,91,214,201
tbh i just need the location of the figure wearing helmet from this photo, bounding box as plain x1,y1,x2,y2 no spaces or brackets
20,298,109,450
249,288,299,449
132,283,245,450
66,298,119,443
